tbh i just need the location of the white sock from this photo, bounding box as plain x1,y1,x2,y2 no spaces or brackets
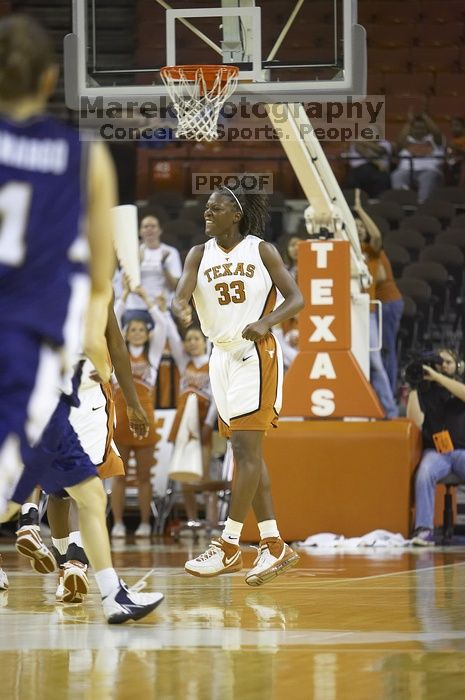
52,537,69,555
21,502,38,515
69,531,83,548
95,568,120,598
221,518,243,544
258,519,280,540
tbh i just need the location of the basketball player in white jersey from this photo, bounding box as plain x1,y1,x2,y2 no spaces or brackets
172,184,304,586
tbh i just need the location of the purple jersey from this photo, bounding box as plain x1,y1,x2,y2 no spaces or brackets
0,113,89,346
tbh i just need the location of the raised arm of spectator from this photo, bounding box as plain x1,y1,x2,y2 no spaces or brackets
395,108,415,152
136,290,168,370
353,188,382,253
421,112,444,147
161,249,182,292
163,307,189,374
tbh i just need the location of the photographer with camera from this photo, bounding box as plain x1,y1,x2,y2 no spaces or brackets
406,349,465,545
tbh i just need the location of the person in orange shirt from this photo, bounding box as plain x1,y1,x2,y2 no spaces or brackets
112,281,167,538
165,316,219,529
376,252,404,393
353,190,399,418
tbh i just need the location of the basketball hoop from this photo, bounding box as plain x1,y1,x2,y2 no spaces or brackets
160,64,239,142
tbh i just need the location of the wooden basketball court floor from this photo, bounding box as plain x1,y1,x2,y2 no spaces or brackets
2,537,465,700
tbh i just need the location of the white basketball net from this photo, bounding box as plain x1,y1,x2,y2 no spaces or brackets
160,66,239,142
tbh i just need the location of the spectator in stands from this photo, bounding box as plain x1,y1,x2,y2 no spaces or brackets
391,112,445,203
407,349,465,545
111,282,168,538
376,252,404,394
446,117,465,187
342,138,392,198
281,234,303,281
116,214,182,325
164,314,218,532
353,190,398,418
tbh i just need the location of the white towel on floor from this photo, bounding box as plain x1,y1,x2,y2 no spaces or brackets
297,529,412,548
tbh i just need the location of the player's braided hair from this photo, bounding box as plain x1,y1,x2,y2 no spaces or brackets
218,181,269,238
0,15,55,100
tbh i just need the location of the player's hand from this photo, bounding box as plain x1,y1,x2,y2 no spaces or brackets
89,369,104,384
174,300,193,327
127,405,150,440
242,320,271,342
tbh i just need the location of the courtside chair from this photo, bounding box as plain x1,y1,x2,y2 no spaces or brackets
437,474,465,544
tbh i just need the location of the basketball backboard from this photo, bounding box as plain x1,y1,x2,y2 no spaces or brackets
64,0,366,108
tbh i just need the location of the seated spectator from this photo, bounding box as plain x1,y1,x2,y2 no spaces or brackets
391,112,445,203
342,139,392,198
446,117,465,187
353,190,398,418
407,349,465,545
280,234,304,281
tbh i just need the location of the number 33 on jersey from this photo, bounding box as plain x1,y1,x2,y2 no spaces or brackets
193,235,276,345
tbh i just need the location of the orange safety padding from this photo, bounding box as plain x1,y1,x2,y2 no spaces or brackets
242,418,422,541
282,239,384,418
297,240,351,350
282,350,384,418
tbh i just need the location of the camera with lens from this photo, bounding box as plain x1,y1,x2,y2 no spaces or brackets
404,352,443,388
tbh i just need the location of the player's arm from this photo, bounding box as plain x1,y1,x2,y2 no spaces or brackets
171,244,204,327
105,303,149,439
242,242,304,342
85,141,117,381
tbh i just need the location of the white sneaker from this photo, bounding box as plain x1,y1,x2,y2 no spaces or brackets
102,574,164,624
111,522,126,538
56,576,64,601
134,523,151,538
184,538,243,578
15,526,58,574
0,555,8,590
62,561,89,603
245,537,299,587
